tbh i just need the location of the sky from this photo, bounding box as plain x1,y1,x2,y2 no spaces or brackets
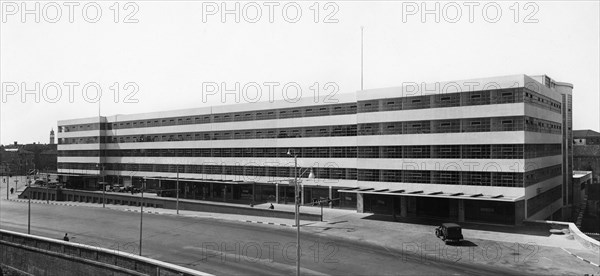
0,1,599,145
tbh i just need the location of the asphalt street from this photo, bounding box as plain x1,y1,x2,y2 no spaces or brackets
0,196,526,275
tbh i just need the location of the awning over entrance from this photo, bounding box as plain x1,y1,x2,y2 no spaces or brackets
337,187,522,202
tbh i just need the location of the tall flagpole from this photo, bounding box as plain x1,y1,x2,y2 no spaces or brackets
361,26,364,91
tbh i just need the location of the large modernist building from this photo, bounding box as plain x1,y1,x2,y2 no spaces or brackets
57,74,573,224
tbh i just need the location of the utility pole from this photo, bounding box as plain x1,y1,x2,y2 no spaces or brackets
289,151,300,276
176,166,180,215
102,165,105,208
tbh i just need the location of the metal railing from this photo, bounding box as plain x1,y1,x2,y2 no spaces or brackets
0,229,213,276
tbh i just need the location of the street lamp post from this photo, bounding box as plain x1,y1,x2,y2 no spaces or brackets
102,165,106,208
287,149,300,276
27,188,31,234
44,169,49,204
97,164,105,208
5,173,8,200
139,177,145,256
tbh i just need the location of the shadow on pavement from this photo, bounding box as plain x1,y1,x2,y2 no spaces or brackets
361,214,556,237
455,240,478,247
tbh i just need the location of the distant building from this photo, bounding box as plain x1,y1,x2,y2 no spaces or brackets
0,141,58,174
574,129,600,145
573,129,600,183
0,142,35,174
57,74,573,225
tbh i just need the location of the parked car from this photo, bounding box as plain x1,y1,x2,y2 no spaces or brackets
435,223,464,244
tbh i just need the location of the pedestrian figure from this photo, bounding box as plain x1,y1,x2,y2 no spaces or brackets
10,188,14,194
63,233,69,242
269,203,274,210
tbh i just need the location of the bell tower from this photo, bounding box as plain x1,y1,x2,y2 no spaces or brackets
50,128,55,144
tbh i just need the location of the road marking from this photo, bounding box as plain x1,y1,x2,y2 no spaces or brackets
561,247,600,267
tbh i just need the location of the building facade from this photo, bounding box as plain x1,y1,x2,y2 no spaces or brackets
57,74,573,224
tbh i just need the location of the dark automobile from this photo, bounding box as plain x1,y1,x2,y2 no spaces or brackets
435,223,463,244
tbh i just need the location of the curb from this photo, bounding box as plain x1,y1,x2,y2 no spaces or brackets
241,220,293,228
561,247,600,267
124,209,161,214
6,199,303,229
7,199,91,207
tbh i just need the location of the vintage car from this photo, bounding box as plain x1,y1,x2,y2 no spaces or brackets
435,223,464,244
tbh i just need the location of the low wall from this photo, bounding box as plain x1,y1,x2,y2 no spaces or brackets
20,187,322,221
526,219,600,254
0,229,211,276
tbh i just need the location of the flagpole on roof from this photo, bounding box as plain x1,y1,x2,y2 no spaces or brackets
361,26,364,91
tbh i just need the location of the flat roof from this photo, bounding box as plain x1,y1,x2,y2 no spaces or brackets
573,171,593,179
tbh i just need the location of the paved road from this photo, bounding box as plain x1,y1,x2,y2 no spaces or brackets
0,198,525,275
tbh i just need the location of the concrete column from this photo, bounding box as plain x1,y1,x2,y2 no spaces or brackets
514,200,525,225
301,185,305,205
158,179,161,189
458,199,465,222
400,196,407,217
328,186,333,208
275,184,279,203
357,193,364,213
222,186,226,202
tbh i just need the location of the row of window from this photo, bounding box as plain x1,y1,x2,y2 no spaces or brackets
524,144,563,159
57,144,561,159
57,162,560,188
527,185,562,216
358,144,561,159
524,165,562,187
358,88,561,114
59,102,357,133
58,88,562,133
356,116,561,136
523,90,562,113
59,163,523,187
58,116,562,145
